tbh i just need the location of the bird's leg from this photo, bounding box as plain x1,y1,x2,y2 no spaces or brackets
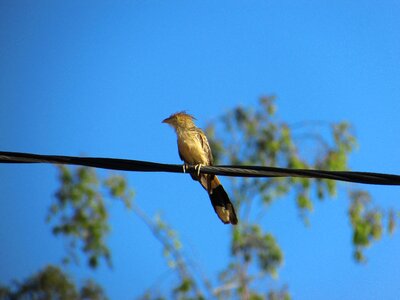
194,164,203,177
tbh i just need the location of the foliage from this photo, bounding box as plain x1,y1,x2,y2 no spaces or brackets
205,96,398,297
48,166,133,268
51,167,206,299
0,265,107,300
349,190,397,262
135,208,210,300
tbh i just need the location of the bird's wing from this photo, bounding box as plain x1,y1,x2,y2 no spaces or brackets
194,128,213,165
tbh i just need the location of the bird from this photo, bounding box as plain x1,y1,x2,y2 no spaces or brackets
162,111,238,225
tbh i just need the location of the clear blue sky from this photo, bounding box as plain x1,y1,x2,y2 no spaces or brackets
1,1,400,299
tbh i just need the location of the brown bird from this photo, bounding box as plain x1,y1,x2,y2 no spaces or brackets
163,112,238,225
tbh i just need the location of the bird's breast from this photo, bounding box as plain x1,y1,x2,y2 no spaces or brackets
177,132,208,164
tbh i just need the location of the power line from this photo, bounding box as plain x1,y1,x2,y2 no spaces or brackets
1,151,400,186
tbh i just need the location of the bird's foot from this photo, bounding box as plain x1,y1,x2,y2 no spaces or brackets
194,164,203,176
182,163,190,173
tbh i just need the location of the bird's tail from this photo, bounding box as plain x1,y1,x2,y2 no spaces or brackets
199,175,238,225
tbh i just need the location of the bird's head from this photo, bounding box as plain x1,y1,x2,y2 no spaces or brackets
162,111,196,129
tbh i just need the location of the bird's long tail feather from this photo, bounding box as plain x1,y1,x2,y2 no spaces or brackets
198,175,238,225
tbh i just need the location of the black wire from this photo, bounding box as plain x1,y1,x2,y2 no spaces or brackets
1,151,400,186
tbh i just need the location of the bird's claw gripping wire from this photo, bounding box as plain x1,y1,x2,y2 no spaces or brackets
195,164,203,176
182,163,202,176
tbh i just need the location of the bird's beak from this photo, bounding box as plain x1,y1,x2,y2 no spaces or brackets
162,117,171,124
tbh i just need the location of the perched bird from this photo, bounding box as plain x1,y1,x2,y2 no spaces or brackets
163,112,238,225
